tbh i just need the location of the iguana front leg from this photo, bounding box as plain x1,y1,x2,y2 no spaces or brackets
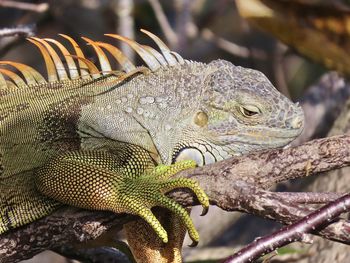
34,150,209,260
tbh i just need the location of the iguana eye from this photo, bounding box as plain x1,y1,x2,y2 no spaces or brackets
194,111,208,127
239,105,261,118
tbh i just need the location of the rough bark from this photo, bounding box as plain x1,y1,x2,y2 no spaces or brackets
224,194,350,263
0,135,349,263
297,99,350,263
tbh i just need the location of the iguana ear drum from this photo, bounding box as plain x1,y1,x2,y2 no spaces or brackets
194,111,208,127
172,147,204,166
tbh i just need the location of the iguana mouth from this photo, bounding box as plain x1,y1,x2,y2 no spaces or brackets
216,131,300,145
241,127,303,140
202,125,303,156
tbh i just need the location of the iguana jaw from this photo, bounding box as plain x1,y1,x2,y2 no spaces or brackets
171,127,303,165
214,121,304,144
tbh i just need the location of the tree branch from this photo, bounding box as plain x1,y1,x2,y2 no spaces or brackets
0,25,37,59
0,1,48,13
229,184,350,244
224,193,350,263
272,192,342,204
0,135,349,262
114,0,135,63
201,28,267,60
0,25,36,38
148,0,178,47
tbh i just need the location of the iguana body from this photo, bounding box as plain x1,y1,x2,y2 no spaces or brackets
0,30,304,262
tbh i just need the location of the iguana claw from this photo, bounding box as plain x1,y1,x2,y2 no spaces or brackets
201,206,209,216
188,240,199,248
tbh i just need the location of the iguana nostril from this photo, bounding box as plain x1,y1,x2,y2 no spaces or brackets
287,115,304,129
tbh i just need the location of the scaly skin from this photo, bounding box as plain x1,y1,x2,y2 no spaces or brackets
35,148,208,245
0,32,304,262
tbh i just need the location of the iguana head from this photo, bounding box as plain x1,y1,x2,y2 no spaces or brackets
172,60,304,165
74,31,303,165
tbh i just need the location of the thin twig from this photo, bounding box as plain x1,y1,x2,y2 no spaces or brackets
148,0,178,47
0,25,36,58
174,0,197,50
0,1,48,12
201,28,267,60
114,0,135,63
0,25,36,38
273,42,290,98
223,193,350,263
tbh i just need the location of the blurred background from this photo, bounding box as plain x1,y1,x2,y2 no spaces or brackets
1,0,350,262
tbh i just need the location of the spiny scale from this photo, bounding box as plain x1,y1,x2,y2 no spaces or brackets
0,29,185,89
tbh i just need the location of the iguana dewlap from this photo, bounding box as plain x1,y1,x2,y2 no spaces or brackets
0,29,304,261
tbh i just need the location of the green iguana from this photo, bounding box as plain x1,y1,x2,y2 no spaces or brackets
0,29,304,262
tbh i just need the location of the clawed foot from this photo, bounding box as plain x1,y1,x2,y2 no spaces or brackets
115,160,209,246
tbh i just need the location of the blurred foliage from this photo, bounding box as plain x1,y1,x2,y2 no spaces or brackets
236,0,350,77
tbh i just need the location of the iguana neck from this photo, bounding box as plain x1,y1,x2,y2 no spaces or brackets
78,62,210,164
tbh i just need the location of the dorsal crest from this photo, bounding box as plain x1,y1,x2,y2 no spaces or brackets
0,29,185,89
